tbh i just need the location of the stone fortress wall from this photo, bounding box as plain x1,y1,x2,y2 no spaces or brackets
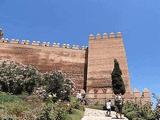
0,29,87,90
0,29,150,104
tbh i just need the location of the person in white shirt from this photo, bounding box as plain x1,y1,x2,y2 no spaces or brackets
76,91,82,101
106,99,112,117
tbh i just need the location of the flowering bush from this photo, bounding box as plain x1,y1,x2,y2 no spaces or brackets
0,60,83,120
0,60,42,95
0,60,74,102
44,72,74,102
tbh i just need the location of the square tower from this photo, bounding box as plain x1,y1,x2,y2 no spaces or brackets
86,32,132,102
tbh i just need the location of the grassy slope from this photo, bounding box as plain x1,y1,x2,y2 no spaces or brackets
0,92,84,120
67,109,84,120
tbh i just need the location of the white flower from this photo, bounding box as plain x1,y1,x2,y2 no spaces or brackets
53,94,57,97
67,103,70,106
48,95,52,98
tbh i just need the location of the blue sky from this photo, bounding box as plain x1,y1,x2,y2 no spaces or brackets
0,0,160,98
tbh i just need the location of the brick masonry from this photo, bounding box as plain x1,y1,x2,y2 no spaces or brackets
0,30,150,104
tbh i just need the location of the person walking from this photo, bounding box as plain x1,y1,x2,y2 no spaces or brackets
115,93,123,119
76,90,82,101
106,99,112,117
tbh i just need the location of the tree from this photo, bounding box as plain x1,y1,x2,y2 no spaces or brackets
44,72,73,101
152,93,160,119
111,59,126,95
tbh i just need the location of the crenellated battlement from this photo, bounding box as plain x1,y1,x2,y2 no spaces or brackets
0,28,87,50
89,32,122,41
133,88,151,105
0,38,87,50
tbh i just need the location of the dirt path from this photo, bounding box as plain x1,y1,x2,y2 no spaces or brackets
81,108,128,120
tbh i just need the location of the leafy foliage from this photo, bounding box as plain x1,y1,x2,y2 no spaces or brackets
0,60,74,102
152,93,160,119
0,60,42,95
123,101,155,120
44,72,73,101
70,97,85,111
0,92,84,120
37,101,78,120
111,59,126,95
0,91,23,103
0,60,83,120
0,92,30,119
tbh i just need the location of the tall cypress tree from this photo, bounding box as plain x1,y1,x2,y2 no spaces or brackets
111,59,126,95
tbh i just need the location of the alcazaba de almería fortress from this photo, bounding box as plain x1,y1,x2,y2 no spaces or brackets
0,29,150,104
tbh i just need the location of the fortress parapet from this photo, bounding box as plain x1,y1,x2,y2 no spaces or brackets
0,37,87,50
89,32,123,41
133,88,141,98
62,44,67,48
53,42,60,47
42,42,50,47
72,45,80,50
22,40,30,45
32,41,40,46
103,33,108,40
66,44,70,48
0,28,86,50
0,28,81,50
141,88,151,105
10,39,20,44
81,46,86,50
133,88,151,105
0,38,8,43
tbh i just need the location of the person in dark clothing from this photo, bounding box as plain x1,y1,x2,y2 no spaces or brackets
115,94,123,119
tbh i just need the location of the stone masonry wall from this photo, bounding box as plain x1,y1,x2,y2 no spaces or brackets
0,39,86,90
0,29,151,104
87,32,132,102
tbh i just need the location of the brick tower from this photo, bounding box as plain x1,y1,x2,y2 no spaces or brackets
86,32,132,103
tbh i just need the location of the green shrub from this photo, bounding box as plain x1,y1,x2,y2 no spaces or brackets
0,60,42,95
4,102,29,116
66,109,84,120
0,113,18,120
44,72,73,102
126,111,137,120
123,102,155,120
37,102,68,120
70,97,81,110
